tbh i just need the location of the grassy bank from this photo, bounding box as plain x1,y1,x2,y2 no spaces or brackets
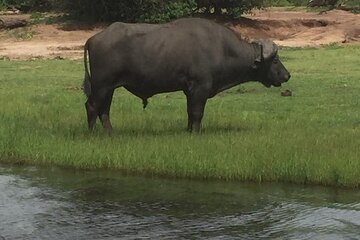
0,45,359,187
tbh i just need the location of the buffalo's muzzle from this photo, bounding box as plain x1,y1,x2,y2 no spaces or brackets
285,73,291,82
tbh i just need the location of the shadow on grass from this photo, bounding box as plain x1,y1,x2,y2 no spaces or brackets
89,124,251,137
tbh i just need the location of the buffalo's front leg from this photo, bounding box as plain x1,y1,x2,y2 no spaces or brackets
188,99,207,133
185,85,209,133
185,94,193,131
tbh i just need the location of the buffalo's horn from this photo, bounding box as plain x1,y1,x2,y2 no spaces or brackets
261,39,278,60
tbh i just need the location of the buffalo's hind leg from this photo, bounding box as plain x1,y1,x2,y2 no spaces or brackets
85,97,97,132
98,89,115,133
85,87,115,133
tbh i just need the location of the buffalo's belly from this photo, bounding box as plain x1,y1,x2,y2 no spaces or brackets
123,74,185,99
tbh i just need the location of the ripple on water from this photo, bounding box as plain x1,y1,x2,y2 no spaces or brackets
0,165,360,239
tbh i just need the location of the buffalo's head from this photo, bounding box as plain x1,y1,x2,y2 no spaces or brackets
252,40,291,88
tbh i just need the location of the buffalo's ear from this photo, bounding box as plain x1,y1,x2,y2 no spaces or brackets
253,39,278,62
251,41,262,69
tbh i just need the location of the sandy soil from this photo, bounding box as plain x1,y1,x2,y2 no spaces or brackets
235,8,360,47
0,8,359,60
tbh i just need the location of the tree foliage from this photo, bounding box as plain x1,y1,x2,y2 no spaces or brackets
61,0,265,22
195,0,264,16
1,0,278,22
0,0,51,11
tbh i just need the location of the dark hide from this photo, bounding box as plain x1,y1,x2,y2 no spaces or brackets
83,18,291,133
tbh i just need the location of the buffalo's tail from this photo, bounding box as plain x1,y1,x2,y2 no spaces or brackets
83,40,91,97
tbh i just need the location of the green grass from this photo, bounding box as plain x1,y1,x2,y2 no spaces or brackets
1,45,360,187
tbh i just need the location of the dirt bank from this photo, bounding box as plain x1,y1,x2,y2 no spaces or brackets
0,8,359,60
234,8,360,47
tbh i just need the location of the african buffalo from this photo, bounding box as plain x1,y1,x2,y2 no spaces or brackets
83,18,291,133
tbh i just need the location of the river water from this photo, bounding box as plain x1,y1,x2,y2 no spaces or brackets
1,164,360,240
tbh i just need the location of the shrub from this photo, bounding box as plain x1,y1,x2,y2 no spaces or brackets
0,0,51,11
55,0,267,22
1,0,279,23
195,0,264,17
139,1,196,23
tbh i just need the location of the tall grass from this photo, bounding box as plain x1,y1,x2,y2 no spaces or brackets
0,45,359,187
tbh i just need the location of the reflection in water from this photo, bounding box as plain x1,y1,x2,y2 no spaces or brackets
0,164,359,239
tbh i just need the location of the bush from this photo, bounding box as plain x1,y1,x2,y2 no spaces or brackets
56,0,266,22
53,0,196,23
0,0,51,11
0,0,277,23
195,0,264,17
139,1,196,23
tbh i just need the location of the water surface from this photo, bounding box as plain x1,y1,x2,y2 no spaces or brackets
1,164,360,239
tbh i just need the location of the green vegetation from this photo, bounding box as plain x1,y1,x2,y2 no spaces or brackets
0,45,360,187
0,0,264,22
59,0,265,22
264,0,308,7
0,0,50,11
1,0,358,22
8,27,35,40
